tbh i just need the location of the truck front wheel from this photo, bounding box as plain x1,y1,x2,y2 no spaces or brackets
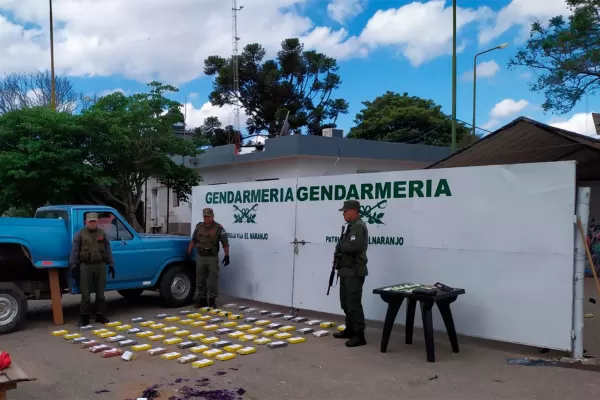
0,283,28,335
158,264,195,307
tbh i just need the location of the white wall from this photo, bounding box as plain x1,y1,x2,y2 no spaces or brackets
144,156,427,233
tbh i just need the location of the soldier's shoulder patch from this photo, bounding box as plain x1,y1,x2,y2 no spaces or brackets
350,235,356,241
218,224,226,234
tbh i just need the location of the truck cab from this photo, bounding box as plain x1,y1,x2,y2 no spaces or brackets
0,205,195,334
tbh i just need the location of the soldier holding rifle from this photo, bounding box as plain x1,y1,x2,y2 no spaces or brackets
331,200,369,347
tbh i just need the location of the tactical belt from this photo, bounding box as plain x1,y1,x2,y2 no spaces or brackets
198,248,217,257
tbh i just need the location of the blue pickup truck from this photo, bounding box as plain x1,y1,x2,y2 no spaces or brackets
0,205,195,334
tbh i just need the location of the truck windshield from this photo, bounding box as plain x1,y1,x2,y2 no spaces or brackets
34,210,69,226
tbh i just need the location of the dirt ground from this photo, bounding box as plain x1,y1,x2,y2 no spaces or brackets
1,279,599,400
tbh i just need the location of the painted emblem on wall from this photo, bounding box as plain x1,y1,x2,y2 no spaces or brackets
359,200,387,225
233,204,258,224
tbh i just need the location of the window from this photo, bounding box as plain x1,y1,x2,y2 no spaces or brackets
83,211,134,241
172,191,180,207
35,210,69,226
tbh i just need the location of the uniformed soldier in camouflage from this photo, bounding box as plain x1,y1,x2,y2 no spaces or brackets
69,212,116,327
333,200,369,347
188,208,230,308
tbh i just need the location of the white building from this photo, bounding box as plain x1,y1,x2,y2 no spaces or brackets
144,131,451,234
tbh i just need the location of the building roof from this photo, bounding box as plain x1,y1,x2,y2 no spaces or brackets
427,117,600,181
177,134,452,169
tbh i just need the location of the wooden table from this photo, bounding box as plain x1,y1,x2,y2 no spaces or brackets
0,361,33,400
373,284,466,363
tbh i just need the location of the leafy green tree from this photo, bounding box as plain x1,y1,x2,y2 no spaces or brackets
347,91,477,147
193,116,242,149
509,0,600,114
0,107,98,215
82,82,201,230
204,38,349,136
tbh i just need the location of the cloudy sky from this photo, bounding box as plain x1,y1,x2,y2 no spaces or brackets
0,0,596,139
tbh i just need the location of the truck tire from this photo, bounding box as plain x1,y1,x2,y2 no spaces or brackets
158,264,195,307
0,283,28,335
117,289,144,299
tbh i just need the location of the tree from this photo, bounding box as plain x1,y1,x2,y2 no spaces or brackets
509,0,600,114
0,107,98,215
0,70,79,114
193,116,242,149
82,82,201,230
347,91,477,147
204,38,349,136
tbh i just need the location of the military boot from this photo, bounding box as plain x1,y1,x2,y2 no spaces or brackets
77,315,90,327
95,315,110,324
345,331,367,348
208,297,217,309
333,324,353,339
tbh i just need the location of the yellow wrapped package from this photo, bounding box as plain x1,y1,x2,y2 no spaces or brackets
337,325,346,331
228,331,244,339
199,315,212,321
149,334,166,341
162,326,178,333
100,332,116,338
174,330,191,337
92,329,108,335
239,334,257,342
320,322,335,328
237,324,252,330
136,331,153,338
199,307,211,312
287,336,306,344
192,358,214,368
139,321,154,327
217,311,231,317
190,345,210,354
229,314,243,320
224,344,243,352
191,321,207,327
132,344,152,351
279,326,296,332
164,337,183,345
254,320,270,326
160,351,181,360
237,346,256,355
202,349,223,357
274,332,292,340
247,327,264,335
63,333,81,340
187,313,201,319
51,329,69,336
203,324,219,331
116,324,132,331
150,323,166,329
254,337,271,345
165,316,180,322
221,321,237,328
215,352,236,361
209,309,221,315
188,333,205,340
105,321,121,327
201,336,219,344
262,330,278,337
179,319,194,325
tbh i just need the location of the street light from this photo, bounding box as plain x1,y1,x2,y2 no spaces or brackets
49,0,57,111
472,42,509,137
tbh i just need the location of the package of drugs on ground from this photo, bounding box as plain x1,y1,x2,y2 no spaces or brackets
238,305,248,311
312,330,330,338
245,307,258,314
203,324,219,331
160,352,181,360
215,352,236,361
254,337,271,345
126,328,141,334
70,337,87,344
237,346,256,355
91,328,109,335
106,335,127,343
282,315,294,320
178,310,193,315
121,351,134,361
292,317,308,323
139,321,154,327
223,303,237,309
147,347,167,356
131,317,145,323
164,337,183,345
90,344,111,353
244,317,258,323
136,331,153,338
190,345,210,354
259,310,270,315
155,313,168,319
188,333,205,340
228,331,244,339
105,321,121,327
237,324,253,330
177,341,198,349
221,321,237,328
266,323,282,330
247,327,264,335
215,328,234,335
212,340,232,349
274,332,292,340
201,336,219,344
306,320,322,326
192,359,214,368
132,344,152,351
118,339,137,347
191,321,207,327
162,326,178,333
165,316,181,322
116,324,132,331
268,312,284,318
174,330,191,337
202,349,222,357
224,344,243,352
239,334,257,342
208,309,221,315
199,307,211,312
298,328,314,335
278,325,295,332
148,334,166,341
287,337,306,344
186,313,201,319
63,333,81,340
337,325,346,331
320,322,335,329
101,348,123,358
208,318,223,324
217,311,231,317
99,331,116,339
228,314,243,320
267,341,288,349
149,323,166,329
177,354,198,364
262,330,278,337
81,340,99,348
79,325,94,331
199,315,212,321
254,320,270,326
179,319,194,325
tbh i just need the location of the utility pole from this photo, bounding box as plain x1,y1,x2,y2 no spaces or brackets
232,0,243,153
451,0,457,152
49,0,57,111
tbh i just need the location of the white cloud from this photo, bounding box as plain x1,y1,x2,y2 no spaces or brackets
461,59,500,81
550,113,599,136
0,0,364,84
100,88,125,97
490,98,530,119
478,0,571,46
183,101,250,130
519,71,533,80
327,0,365,24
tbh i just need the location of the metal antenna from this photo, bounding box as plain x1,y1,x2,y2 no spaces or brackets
232,1,243,150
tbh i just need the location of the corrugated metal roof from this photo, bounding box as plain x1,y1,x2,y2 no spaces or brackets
427,117,600,181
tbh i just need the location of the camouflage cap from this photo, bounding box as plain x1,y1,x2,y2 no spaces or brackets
338,200,360,211
86,212,99,221
203,208,214,216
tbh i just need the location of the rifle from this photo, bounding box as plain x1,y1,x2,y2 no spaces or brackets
327,225,346,296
